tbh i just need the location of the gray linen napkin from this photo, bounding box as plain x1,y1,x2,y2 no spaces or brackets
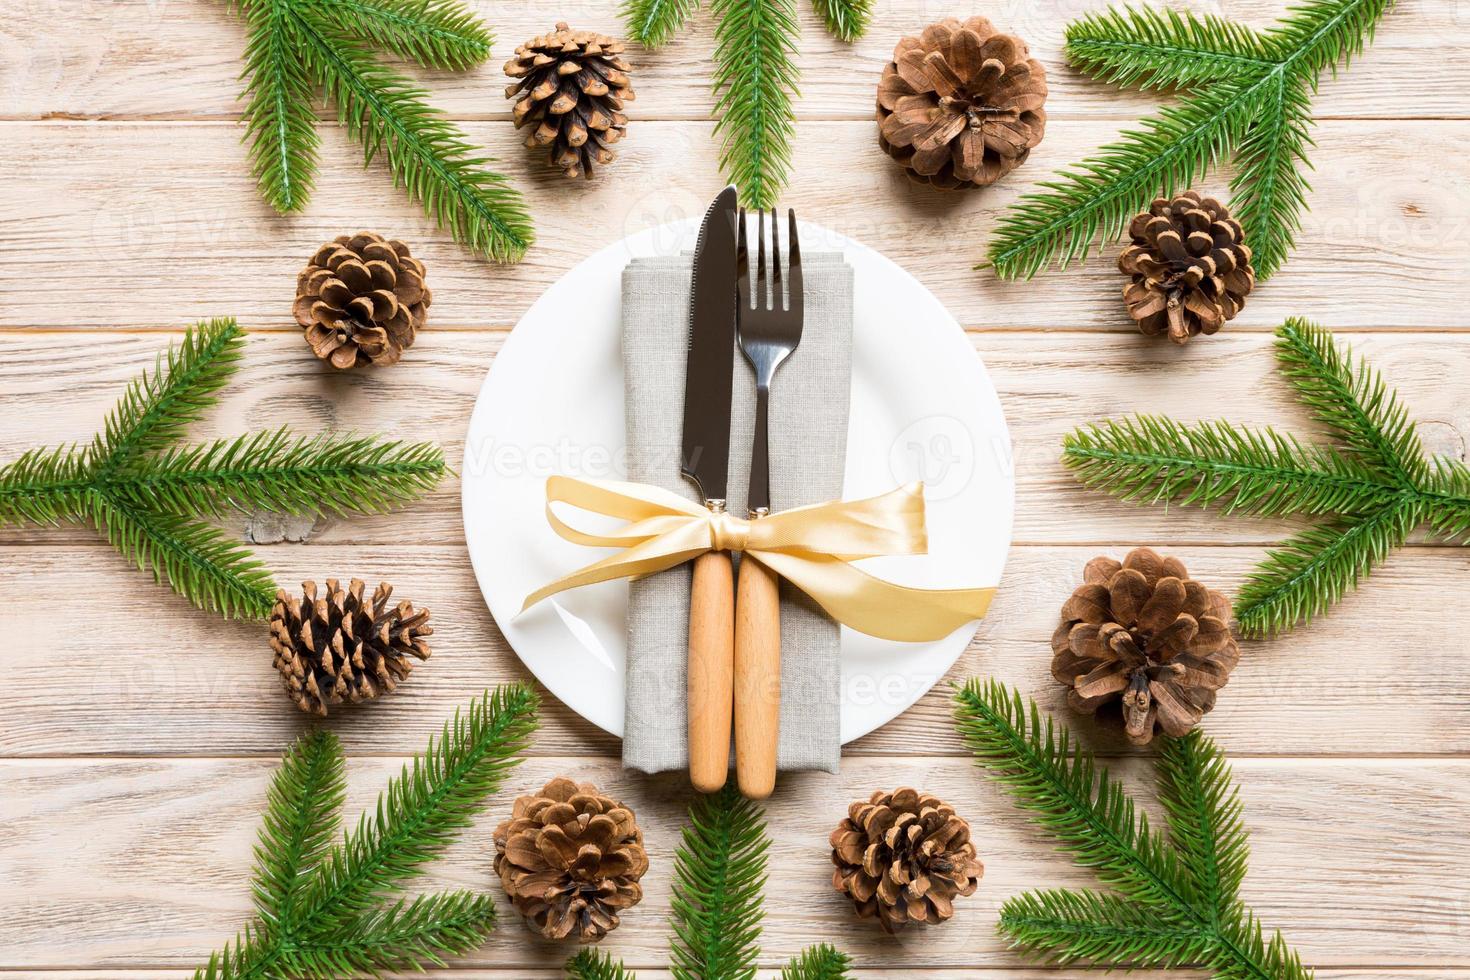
621,251,853,774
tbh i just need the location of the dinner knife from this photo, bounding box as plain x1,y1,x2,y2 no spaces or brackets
681,185,740,793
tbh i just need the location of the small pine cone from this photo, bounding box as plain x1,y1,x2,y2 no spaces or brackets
268,579,431,716
1118,192,1255,344
1052,548,1241,744
293,232,431,369
505,23,634,179
830,788,984,934
877,17,1047,189
493,777,648,943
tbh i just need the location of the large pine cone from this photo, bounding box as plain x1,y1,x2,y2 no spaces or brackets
830,788,984,934
269,579,431,716
493,777,648,943
505,23,634,179
1119,192,1255,344
877,17,1047,189
293,233,430,369
1052,549,1240,744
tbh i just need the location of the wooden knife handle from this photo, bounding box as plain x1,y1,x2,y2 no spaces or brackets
734,554,781,799
688,549,735,793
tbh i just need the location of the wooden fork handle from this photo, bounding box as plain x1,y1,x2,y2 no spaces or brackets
688,550,735,793
734,553,781,799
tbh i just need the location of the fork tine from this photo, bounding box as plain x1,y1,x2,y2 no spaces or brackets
736,208,749,309
756,207,768,310
787,209,803,322
769,208,783,311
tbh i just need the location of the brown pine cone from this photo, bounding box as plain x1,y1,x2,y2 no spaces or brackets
293,232,430,369
493,777,648,943
1051,548,1240,744
877,17,1047,189
1118,192,1255,344
505,23,634,179
268,579,431,716
830,788,984,934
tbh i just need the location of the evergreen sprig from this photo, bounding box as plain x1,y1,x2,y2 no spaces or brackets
954,679,1312,978
563,787,853,980
196,685,538,978
984,0,1395,281
624,0,869,207
0,318,446,620
231,0,532,262
1062,318,1470,636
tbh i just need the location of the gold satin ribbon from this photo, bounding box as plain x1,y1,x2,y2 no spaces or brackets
521,476,996,642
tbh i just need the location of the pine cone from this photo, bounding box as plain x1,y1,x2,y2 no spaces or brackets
829,788,984,934
493,777,648,942
1051,548,1240,744
877,18,1047,189
1118,192,1255,344
505,23,634,179
293,232,430,369
268,579,431,716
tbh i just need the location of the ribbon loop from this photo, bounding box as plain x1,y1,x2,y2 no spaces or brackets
521,477,995,643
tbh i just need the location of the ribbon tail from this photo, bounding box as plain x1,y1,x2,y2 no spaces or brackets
522,520,714,612
753,551,995,642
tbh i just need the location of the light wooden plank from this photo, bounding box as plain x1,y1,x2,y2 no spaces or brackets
0,119,1463,331
2,541,1468,758
3,756,1467,969
1,330,1466,550
0,973,1455,979
1,0,1461,120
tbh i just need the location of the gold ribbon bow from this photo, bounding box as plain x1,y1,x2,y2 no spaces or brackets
521,476,996,642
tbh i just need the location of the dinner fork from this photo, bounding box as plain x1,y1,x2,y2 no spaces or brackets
734,207,803,799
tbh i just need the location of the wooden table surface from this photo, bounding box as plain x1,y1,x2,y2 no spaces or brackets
2,0,1468,976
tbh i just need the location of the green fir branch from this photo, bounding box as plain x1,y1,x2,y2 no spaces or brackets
104,428,445,519
1065,5,1275,91
1063,319,1470,636
711,0,800,208
781,943,854,979
93,318,246,474
87,491,280,620
311,0,492,70
237,0,321,213
568,948,639,980
193,686,538,979
670,785,769,980
956,680,1313,979
250,729,347,927
0,319,446,620
985,0,1396,280
809,0,871,43
292,4,532,262
229,0,532,262
622,0,701,47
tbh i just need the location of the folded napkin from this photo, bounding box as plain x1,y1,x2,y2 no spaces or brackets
621,251,854,774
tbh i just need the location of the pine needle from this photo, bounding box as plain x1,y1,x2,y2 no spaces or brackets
781,943,854,979
711,0,801,208
0,318,447,620
230,0,532,262
622,0,701,47
194,685,538,979
567,948,640,980
670,785,769,980
809,0,871,43
955,679,1312,979
984,0,1396,280
1062,318,1470,636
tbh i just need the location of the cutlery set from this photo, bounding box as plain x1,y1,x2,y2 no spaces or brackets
682,186,805,798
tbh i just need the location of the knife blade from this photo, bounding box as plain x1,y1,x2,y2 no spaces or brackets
681,185,739,794
681,185,739,504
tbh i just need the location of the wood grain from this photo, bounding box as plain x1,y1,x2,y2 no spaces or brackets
0,119,1463,331
4,756,1469,970
2,0,1463,121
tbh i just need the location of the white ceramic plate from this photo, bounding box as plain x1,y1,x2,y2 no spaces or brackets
462,218,1013,742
